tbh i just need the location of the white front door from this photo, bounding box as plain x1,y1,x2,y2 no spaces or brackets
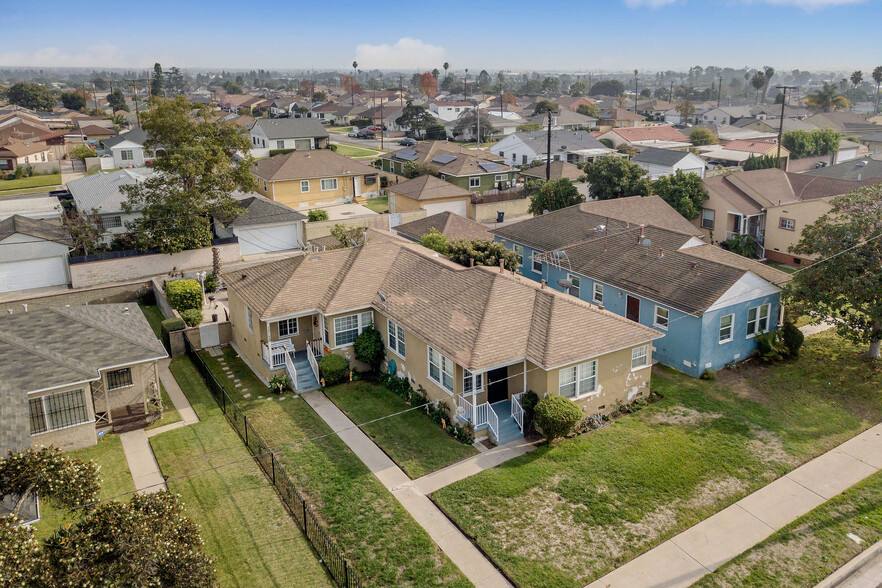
354,176,362,198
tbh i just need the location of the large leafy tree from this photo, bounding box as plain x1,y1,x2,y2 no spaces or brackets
106,89,128,112
583,157,651,200
781,128,841,159
63,208,106,255
60,91,86,111
447,239,521,271
790,186,882,359
418,72,438,98
453,109,496,142
652,170,707,220
589,79,624,97
804,82,849,113
121,96,253,253
532,100,559,116
689,127,717,146
6,82,56,111
151,63,164,97
528,178,583,215
576,103,599,118
395,100,434,138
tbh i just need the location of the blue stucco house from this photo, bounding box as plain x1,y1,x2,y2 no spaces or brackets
492,196,792,377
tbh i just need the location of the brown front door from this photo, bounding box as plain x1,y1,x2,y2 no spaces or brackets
626,296,640,322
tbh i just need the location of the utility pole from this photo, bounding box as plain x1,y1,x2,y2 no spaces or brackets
633,69,638,111
379,96,384,151
717,75,723,107
399,74,404,107
775,85,796,163
477,102,481,150
132,80,141,129
146,71,152,108
92,81,100,112
546,109,552,181
669,80,674,103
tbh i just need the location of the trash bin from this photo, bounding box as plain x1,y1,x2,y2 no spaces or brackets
497,211,505,223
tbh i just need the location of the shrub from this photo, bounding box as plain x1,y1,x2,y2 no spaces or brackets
319,354,350,385
137,286,155,306
307,209,329,222
160,317,185,349
534,395,582,443
203,272,218,293
180,308,203,327
269,374,289,395
520,390,539,434
164,279,203,312
753,331,787,363
782,322,804,359
353,325,384,371
70,145,95,161
326,144,337,151
351,118,372,129
269,148,295,157
700,369,716,380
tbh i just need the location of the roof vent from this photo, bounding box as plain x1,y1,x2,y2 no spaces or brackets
122,307,130,314
641,238,652,248
241,273,247,279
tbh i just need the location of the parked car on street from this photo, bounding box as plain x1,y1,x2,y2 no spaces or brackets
356,129,375,139
398,138,417,146
348,130,360,137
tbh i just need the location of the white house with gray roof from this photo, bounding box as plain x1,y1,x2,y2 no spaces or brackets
101,129,151,168
490,130,611,166
632,147,706,179
215,192,306,255
249,118,330,154
66,168,153,243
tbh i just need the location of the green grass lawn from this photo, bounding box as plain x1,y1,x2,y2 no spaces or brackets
32,434,135,540
0,173,63,192
333,143,383,157
152,356,334,588
145,380,182,430
432,332,882,588
328,126,353,134
696,469,882,588
363,196,388,213
197,349,471,587
324,381,478,478
139,304,165,340
766,261,797,274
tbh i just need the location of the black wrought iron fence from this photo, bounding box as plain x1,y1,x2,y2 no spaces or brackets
185,340,360,588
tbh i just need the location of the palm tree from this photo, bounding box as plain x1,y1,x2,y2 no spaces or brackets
750,72,766,104
873,66,882,114
850,71,863,110
351,61,358,105
760,66,774,103
804,82,850,113
432,68,440,79
443,62,449,78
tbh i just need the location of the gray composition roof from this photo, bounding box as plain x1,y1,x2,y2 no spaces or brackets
252,118,330,140
102,128,148,148
66,168,153,213
632,147,692,167
803,157,882,181
0,215,72,245
228,193,306,227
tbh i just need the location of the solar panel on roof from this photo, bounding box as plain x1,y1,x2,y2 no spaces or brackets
432,154,458,164
394,148,418,161
478,162,503,172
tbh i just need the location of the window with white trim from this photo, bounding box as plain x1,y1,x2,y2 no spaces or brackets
469,176,480,188
592,283,603,304
300,180,309,192
631,345,649,370
278,318,298,337
567,274,581,298
654,306,669,329
106,368,133,390
494,174,506,182
701,208,715,229
120,149,134,161
101,215,122,229
746,303,770,337
428,347,455,393
320,178,338,191
388,319,406,358
559,360,597,399
779,218,795,231
29,389,89,435
719,313,734,343
246,306,254,333
333,311,372,346
463,369,483,395
531,253,542,273
276,140,285,150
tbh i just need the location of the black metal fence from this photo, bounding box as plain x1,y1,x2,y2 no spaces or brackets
185,340,360,588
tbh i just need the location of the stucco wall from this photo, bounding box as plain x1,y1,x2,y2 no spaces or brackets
0,281,145,313
101,360,157,412
29,383,98,452
256,174,380,209
70,242,241,289
302,209,425,241
764,199,829,263
471,197,531,222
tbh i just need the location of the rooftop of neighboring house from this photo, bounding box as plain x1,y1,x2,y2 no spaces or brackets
226,192,307,227
226,239,661,372
519,161,584,181
732,117,818,132
599,108,646,122
603,125,690,144
0,119,52,143
307,227,400,251
720,139,780,154
382,141,512,177
251,118,330,140
0,139,50,157
492,195,703,252
806,110,876,130
251,148,378,182
433,101,474,107
705,105,753,119
78,124,118,137
632,146,698,167
634,99,678,112
507,129,607,153
393,211,493,242
102,128,148,149
702,167,879,216
526,109,597,127
803,157,882,181
388,174,473,201
66,167,153,213
0,214,71,245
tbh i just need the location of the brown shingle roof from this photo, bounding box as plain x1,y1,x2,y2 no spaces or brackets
388,175,472,201
607,126,689,144
0,215,72,245
252,149,379,182
394,212,493,242
520,161,583,181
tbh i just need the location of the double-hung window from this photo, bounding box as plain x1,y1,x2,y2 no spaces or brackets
469,176,480,188
531,253,542,273
567,274,581,298
333,311,372,346
388,319,406,358
559,360,597,399
654,306,669,329
631,345,649,370
779,218,795,231
746,303,770,337
320,178,338,191
719,314,734,343
245,306,254,332
592,283,603,304
512,244,523,266
120,149,134,161
106,368,133,390
29,389,89,435
428,347,455,394
701,208,715,230
278,318,298,338
300,180,310,192
463,370,483,395
276,140,285,149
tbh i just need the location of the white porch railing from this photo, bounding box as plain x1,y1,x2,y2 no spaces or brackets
458,394,475,424
284,352,298,392
306,343,320,385
487,403,499,442
307,338,323,358
457,394,501,442
475,401,489,427
263,339,295,369
511,392,524,433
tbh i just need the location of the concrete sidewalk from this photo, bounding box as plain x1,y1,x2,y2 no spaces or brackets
587,423,882,588
120,428,166,494
414,439,537,495
302,390,512,588
146,359,199,437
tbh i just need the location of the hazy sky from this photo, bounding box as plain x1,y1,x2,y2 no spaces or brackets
1,0,880,72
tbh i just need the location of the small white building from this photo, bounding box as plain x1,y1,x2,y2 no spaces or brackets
429,101,475,122
249,118,330,151
101,129,151,168
631,147,706,180
215,193,306,256
491,130,611,166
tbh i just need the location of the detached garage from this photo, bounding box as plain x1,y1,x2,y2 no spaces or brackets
0,215,72,294
388,175,473,218
216,194,306,256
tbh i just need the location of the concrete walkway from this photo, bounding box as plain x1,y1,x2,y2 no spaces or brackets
301,390,512,588
800,320,836,337
414,439,537,495
587,423,882,588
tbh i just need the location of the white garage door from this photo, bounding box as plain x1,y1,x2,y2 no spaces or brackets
236,225,300,256
0,256,67,293
423,199,469,218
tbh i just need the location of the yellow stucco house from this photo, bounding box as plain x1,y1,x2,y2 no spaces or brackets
224,235,662,445
251,149,380,209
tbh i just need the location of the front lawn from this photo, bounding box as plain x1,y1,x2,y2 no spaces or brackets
32,434,135,540
0,173,63,192
364,196,389,213
153,356,333,588
333,143,383,158
139,304,165,340
696,469,882,588
196,349,471,587
324,381,478,478
432,332,882,588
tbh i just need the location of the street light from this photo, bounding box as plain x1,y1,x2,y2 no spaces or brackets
196,271,207,306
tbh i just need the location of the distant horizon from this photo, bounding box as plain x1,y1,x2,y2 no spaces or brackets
2,0,881,72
